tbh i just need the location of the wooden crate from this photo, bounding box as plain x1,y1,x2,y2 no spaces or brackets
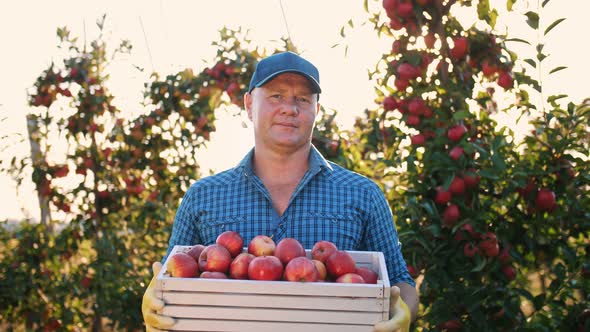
156,245,390,332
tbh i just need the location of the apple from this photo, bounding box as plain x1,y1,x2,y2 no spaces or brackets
200,271,228,279
283,257,319,282
447,124,467,142
186,244,206,262
383,0,399,19
395,78,410,91
434,186,452,205
450,37,468,59
442,204,460,227
408,98,425,115
396,2,413,18
463,243,478,258
497,71,513,89
383,96,398,111
449,176,466,195
325,250,357,278
501,265,516,281
407,264,419,278
167,253,199,278
397,63,419,81
229,252,255,280
463,169,480,188
336,273,366,284
535,188,556,212
355,267,379,284
198,244,232,273
248,235,276,256
498,247,511,264
311,240,338,263
406,114,420,126
449,146,464,160
479,232,500,257
312,259,328,281
248,255,284,281
274,238,306,265
216,230,244,257
410,134,425,145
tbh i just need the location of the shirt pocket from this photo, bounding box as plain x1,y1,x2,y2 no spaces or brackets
197,214,246,245
291,211,364,250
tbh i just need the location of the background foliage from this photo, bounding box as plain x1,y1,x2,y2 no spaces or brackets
0,1,588,331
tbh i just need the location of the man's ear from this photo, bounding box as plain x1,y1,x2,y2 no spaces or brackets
244,92,253,120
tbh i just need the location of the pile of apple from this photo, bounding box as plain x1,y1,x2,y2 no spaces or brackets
166,231,379,284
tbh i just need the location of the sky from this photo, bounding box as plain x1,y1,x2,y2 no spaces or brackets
1,0,588,222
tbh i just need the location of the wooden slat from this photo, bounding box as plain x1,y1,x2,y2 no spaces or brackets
166,318,374,332
160,291,385,311
160,305,383,325
156,277,385,298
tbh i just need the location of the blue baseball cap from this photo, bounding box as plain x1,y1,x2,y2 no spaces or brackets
248,51,321,94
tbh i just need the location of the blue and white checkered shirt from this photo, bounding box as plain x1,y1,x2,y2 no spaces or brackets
164,145,415,286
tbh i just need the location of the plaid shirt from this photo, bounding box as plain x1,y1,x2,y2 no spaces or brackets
164,145,415,286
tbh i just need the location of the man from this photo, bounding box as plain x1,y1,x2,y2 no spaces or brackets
142,51,418,331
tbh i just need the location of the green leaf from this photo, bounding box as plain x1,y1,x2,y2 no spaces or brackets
544,18,565,35
452,110,471,121
525,11,540,29
537,53,548,62
542,0,551,7
524,58,536,68
507,0,516,11
471,255,487,272
505,38,531,45
533,293,546,310
549,66,567,74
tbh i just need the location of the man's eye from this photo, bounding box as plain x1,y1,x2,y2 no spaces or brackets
297,97,311,104
270,94,281,99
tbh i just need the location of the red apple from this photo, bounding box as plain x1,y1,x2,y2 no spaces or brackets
325,250,357,278
311,240,338,263
442,204,460,227
463,169,480,188
216,230,244,257
248,255,284,281
186,244,206,262
336,273,366,284
167,253,199,278
410,134,425,145
535,188,556,212
434,186,452,205
198,244,231,273
274,238,306,265
383,96,398,111
407,264,419,278
229,252,255,280
449,146,464,160
497,71,513,89
501,265,516,281
479,232,500,257
283,257,319,282
397,63,419,80
447,124,467,142
355,267,378,284
450,37,468,59
463,243,478,258
406,114,420,126
312,259,328,281
200,271,228,279
449,176,466,195
248,235,276,256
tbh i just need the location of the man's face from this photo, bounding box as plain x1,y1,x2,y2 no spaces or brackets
245,73,320,153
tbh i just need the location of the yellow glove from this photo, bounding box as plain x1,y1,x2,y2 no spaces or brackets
142,262,175,332
373,286,411,332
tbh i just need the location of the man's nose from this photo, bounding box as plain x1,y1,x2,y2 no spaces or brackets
280,98,299,115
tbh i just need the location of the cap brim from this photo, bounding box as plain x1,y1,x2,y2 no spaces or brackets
254,69,321,93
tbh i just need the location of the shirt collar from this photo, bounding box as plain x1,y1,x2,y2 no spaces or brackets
235,144,333,176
